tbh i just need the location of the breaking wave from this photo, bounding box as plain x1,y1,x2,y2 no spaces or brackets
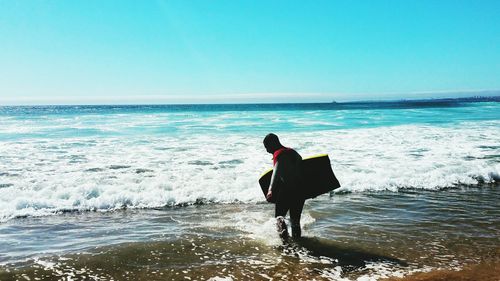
1,121,499,222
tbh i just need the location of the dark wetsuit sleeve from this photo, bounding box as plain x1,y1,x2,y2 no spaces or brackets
269,161,281,192
270,150,302,195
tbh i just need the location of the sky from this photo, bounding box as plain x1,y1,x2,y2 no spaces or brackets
0,0,499,104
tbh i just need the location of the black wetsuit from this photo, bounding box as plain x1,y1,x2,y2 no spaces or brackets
271,148,304,238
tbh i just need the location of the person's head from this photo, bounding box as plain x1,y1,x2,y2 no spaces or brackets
263,133,283,154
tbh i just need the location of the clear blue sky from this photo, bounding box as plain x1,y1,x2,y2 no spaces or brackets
1,0,499,104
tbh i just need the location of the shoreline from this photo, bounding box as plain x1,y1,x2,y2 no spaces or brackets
383,259,500,281
1,239,498,280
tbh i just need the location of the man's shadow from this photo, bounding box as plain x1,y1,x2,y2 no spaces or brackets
285,236,408,272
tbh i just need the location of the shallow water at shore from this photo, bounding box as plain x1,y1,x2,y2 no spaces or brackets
1,186,498,280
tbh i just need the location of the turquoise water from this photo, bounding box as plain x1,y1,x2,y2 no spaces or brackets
1,101,499,141
0,99,499,280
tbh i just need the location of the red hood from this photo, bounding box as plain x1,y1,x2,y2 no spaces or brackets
273,147,290,165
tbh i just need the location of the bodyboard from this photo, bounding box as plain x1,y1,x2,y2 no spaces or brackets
259,154,341,202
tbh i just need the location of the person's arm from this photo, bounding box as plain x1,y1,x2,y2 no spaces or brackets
266,161,280,201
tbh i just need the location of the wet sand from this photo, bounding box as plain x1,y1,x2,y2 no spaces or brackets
384,260,500,281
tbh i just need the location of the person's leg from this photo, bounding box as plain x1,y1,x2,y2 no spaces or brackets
289,199,305,239
275,201,290,241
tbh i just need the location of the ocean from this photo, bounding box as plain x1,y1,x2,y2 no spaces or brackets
0,99,499,280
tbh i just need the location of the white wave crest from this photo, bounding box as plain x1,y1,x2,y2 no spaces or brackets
0,122,499,222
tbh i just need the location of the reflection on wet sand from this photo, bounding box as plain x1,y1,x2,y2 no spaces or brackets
294,236,408,269
0,235,411,281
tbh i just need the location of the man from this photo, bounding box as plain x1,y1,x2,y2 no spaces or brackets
263,133,304,240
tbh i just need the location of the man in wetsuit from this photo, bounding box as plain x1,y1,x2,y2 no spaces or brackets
263,133,304,240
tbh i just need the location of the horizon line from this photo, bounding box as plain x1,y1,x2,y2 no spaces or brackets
1,96,499,108
1,90,499,106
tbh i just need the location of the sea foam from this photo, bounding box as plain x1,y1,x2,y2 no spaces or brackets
1,120,499,222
